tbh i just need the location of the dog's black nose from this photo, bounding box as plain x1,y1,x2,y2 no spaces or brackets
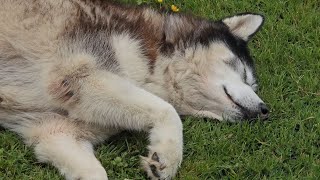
259,103,269,119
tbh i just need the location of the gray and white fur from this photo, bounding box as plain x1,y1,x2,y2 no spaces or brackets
0,0,268,179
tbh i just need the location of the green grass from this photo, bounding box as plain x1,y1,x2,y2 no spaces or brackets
1,0,319,179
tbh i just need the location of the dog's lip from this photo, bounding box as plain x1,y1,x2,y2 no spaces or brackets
222,110,243,122
223,85,246,111
241,110,269,121
223,86,267,121
223,85,247,119
259,113,269,120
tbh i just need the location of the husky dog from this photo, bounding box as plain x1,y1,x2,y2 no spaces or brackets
0,0,269,179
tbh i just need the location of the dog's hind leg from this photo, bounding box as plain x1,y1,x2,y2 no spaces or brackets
1,111,109,180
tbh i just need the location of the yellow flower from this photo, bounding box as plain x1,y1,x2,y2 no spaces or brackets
157,0,163,3
171,5,179,12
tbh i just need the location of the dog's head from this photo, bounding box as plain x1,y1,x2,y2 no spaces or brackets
166,13,268,122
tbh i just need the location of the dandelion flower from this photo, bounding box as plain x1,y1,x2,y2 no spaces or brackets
171,5,179,12
157,0,163,3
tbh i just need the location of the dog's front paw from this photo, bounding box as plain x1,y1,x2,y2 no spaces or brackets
141,150,182,180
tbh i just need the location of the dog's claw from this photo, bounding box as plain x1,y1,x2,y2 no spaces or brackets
151,152,160,162
141,152,169,180
160,164,166,171
150,164,160,178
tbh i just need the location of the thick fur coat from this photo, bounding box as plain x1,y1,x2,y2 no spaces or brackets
0,0,268,179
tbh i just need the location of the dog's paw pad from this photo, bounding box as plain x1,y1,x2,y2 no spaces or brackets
141,152,167,180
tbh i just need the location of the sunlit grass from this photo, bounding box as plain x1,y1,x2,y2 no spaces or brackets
0,0,319,179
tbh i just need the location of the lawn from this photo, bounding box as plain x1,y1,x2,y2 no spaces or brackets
0,0,319,179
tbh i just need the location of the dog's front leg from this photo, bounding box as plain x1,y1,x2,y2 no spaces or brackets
63,71,183,179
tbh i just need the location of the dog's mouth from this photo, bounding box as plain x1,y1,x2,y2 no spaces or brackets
222,86,268,120
223,86,246,111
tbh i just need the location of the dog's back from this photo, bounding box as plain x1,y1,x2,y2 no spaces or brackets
0,0,146,109
0,0,180,113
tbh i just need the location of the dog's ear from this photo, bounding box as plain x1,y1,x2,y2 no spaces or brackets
222,13,264,41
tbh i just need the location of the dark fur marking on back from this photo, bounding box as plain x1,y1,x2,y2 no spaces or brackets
67,1,164,74
160,42,175,57
66,0,256,76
